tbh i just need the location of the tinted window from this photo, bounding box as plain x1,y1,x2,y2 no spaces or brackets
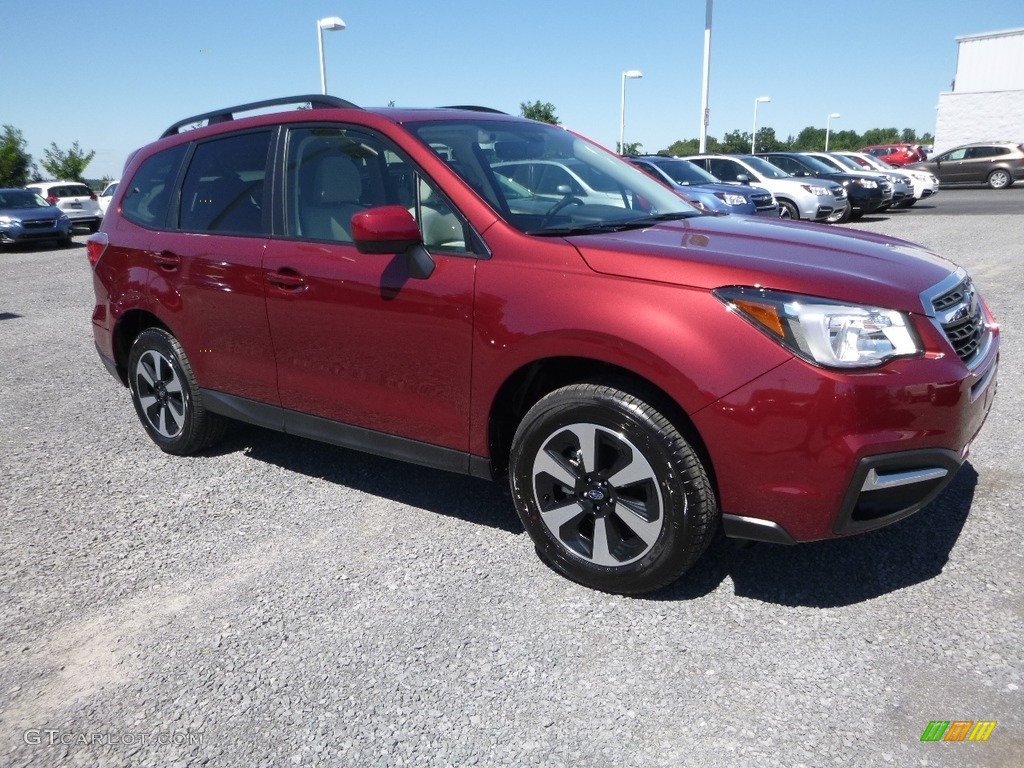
178,131,271,235
122,144,187,228
707,159,743,181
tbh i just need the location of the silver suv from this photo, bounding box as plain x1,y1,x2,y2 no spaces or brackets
685,154,845,221
24,180,103,232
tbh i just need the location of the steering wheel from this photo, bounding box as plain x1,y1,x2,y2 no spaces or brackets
539,195,584,228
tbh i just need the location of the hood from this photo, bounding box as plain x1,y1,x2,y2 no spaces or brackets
570,215,956,313
3,206,61,223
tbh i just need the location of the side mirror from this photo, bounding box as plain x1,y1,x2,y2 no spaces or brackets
351,205,434,280
352,205,421,254
735,174,751,184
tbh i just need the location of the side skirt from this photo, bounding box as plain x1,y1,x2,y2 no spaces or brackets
201,389,493,480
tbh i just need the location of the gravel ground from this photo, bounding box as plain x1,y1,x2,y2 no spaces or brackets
1,198,1021,767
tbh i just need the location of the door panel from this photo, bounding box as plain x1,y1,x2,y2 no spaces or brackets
263,124,477,451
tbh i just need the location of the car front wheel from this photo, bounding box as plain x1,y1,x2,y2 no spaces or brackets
777,200,798,220
509,382,718,594
127,328,225,455
987,169,1012,189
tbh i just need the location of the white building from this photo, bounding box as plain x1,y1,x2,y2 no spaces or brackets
934,27,1024,154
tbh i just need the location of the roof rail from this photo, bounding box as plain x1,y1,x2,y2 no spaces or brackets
437,105,508,114
161,95,360,138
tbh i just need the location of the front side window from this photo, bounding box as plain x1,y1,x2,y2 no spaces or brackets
408,118,696,235
121,144,187,228
285,125,471,253
178,131,271,235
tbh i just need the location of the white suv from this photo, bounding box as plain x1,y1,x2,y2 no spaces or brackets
25,180,103,232
686,154,845,221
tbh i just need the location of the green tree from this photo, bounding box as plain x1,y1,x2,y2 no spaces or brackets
519,100,560,124
793,126,826,150
720,130,751,153
0,125,33,187
617,141,643,156
41,141,95,182
859,127,900,146
753,127,783,152
827,130,861,151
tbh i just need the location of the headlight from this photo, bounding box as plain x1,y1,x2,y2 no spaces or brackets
0,216,17,226
714,287,922,368
854,179,878,188
58,213,70,222
801,184,829,196
714,192,747,206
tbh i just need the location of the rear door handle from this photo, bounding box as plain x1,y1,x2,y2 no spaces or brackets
152,251,180,270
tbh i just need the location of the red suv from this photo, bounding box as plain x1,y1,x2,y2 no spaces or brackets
88,96,1000,594
858,144,927,166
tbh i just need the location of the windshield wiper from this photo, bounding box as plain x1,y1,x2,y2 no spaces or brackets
527,211,696,236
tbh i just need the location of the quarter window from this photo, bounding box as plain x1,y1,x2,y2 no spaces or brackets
121,144,187,228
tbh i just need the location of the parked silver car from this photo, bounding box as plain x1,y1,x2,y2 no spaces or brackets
685,154,845,221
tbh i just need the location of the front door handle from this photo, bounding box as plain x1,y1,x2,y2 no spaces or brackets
266,270,305,290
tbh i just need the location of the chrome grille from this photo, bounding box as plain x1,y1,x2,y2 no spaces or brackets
931,277,986,365
750,192,774,210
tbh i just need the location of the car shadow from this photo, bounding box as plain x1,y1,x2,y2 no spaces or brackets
215,423,521,534
212,423,978,605
653,463,978,607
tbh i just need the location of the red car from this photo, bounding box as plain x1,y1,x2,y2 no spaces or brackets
88,95,999,594
859,144,927,166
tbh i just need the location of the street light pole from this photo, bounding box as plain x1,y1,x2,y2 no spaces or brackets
317,16,346,95
619,70,643,155
825,112,841,151
699,0,713,153
751,96,770,153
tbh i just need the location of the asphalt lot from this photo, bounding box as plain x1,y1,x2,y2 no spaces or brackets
1,190,1022,767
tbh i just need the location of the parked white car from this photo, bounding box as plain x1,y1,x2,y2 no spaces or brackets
492,159,629,208
24,180,102,232
98,180,120,216
834,152,937,206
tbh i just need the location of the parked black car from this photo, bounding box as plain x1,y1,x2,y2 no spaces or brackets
756,152,892,221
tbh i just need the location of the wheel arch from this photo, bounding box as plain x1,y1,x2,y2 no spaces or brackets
110,309,171,386
486,356,717,493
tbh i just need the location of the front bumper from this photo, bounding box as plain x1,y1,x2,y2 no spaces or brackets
695,319,999,543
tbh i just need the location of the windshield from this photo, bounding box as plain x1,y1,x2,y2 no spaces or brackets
832,154,866,170
813,154,845,171
0,190,51,209
408,118,698,234
651,159,718,186
796,155,840,175
736,155,791,179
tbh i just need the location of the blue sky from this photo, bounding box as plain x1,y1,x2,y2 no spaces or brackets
6,0,1024,179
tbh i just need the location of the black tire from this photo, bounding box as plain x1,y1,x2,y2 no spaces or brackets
826,202,852,224
777,200,798,220
509,382,718,594
88,221,100,233
127,327,226,455
987,169,1012,189
900,198,918,208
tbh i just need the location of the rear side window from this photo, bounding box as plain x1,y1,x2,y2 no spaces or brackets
122,144,187,228
178,131,271,235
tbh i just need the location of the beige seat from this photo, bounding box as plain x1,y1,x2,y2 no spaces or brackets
300,155,366,242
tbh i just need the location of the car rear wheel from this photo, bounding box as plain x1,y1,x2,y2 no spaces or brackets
987,169,1012,189
777,200,798,220
509,382,718,594
127,328,226,455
